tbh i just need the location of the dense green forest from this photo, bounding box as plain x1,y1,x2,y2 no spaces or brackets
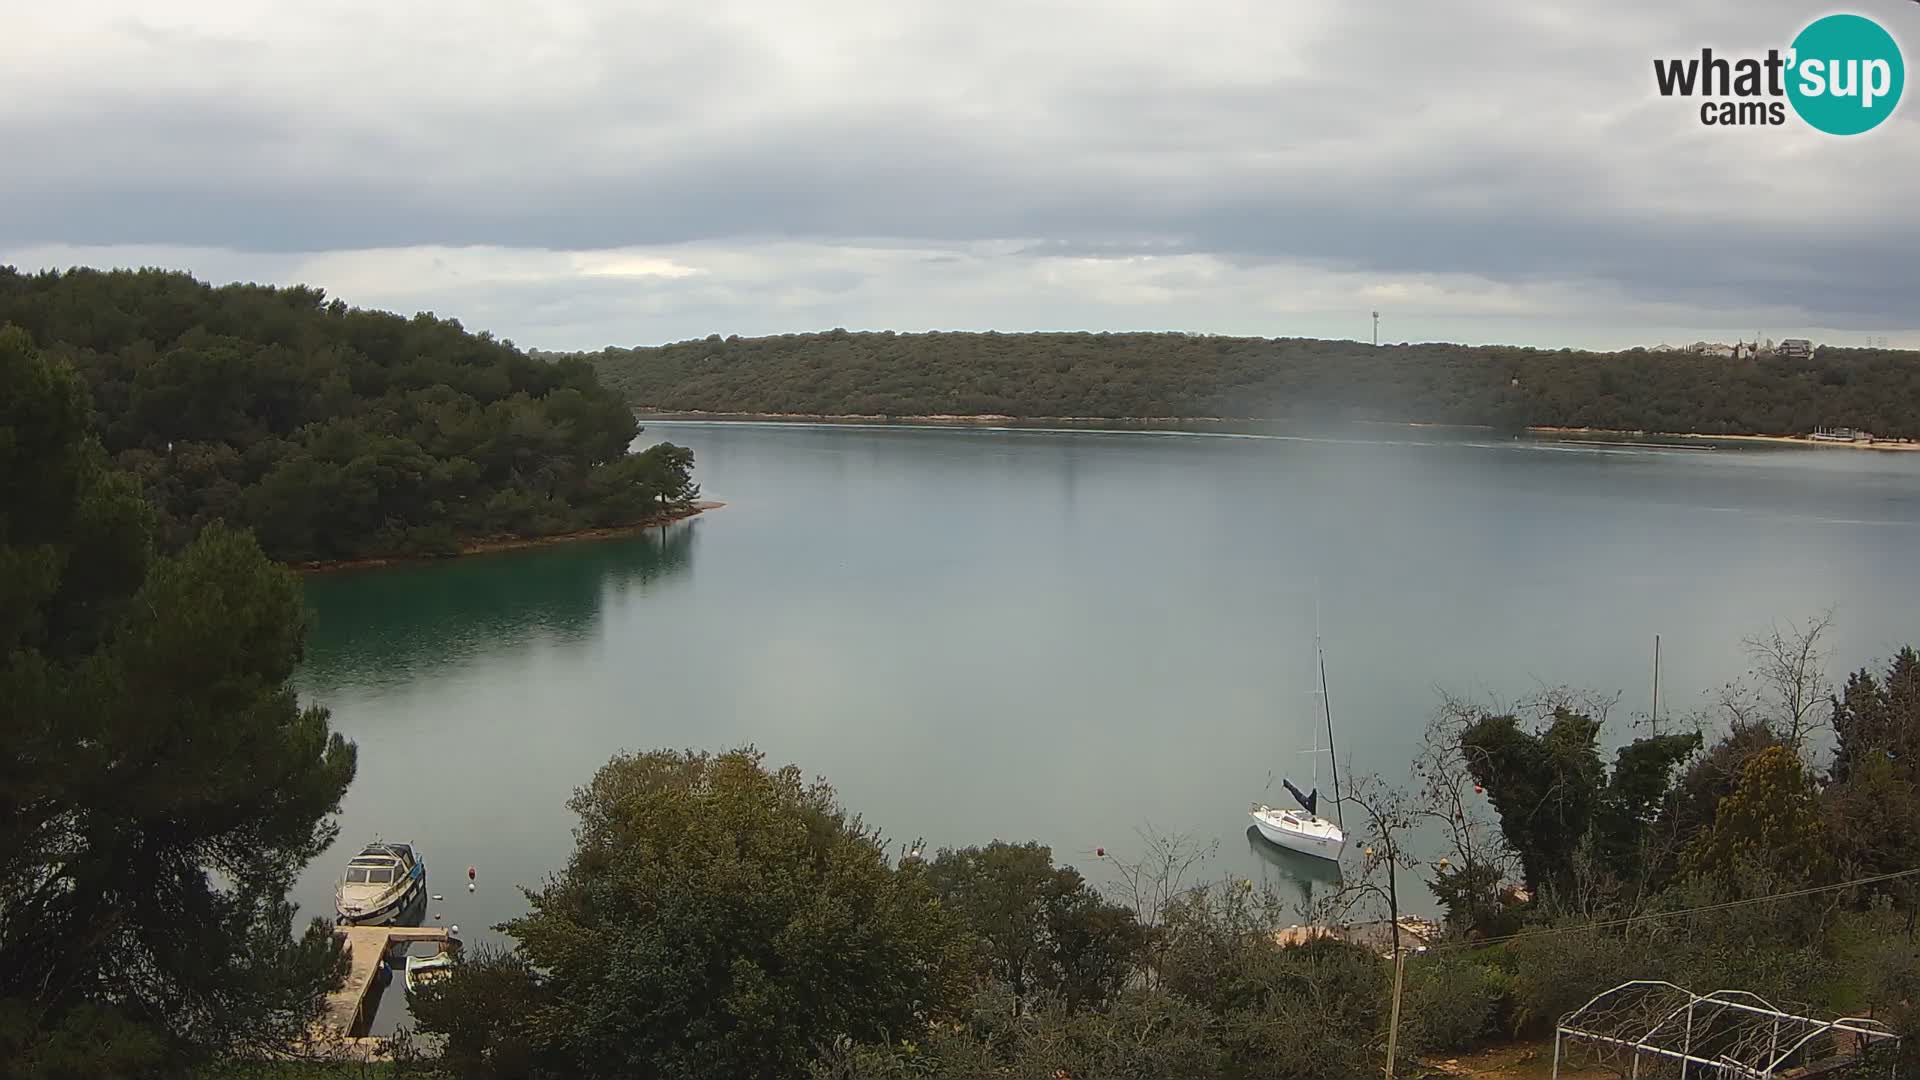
0,268,697,564
584,330,1920,438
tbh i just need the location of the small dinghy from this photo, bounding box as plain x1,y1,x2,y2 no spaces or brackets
334,841,427,926
404,950,456,995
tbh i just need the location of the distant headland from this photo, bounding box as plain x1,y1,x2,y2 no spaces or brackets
572,330,1920,446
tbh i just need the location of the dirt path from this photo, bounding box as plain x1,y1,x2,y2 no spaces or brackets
1414,1042,1613,1080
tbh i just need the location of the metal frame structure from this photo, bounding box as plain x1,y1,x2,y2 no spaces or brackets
1553,980,1901,1078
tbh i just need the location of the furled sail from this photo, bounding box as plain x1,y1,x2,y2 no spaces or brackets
1282,778,1318,817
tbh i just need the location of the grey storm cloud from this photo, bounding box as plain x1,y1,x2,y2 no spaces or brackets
2,0,1916,346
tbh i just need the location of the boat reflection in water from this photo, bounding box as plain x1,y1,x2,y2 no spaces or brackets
1246,825,1343,914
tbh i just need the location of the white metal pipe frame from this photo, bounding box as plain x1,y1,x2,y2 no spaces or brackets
1552,979,1902,1079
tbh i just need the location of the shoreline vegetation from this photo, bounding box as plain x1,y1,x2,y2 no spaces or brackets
0,268,703,567
388,622,1920,1080
585,330,1920,444
638,409,1920,451
290,500,725,575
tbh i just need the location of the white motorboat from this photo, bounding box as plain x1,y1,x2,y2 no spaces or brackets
334,841,427,926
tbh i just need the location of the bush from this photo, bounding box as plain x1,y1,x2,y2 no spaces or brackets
922,841,1148,1014
417,747,971,1080
1402,954,1516,1053
1501,928,1648,1036
1010,990,1224,1080
405,944,541,1080
812,988,1222,1080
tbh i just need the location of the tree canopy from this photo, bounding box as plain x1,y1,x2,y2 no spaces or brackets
412,748,971,1080
0,267,697,564
1681,746,1830,887
922,841,1147,1013
1458,707,1699,902
583,330,1920,437
1827,649,1920,892
0,328,357,1077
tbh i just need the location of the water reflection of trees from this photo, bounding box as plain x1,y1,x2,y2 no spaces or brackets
297,521,698,693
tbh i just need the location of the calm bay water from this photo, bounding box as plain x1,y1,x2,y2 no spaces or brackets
291,420,1920,1031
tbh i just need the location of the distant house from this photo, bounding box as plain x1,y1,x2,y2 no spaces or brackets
1682,341,1737,357
1779,338,1813,359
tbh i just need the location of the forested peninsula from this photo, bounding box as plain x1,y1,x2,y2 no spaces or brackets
0,268,698,566
583,331,1920,439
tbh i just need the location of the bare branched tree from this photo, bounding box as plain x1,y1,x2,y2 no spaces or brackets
1751,608,1836,748
1102,825,1217,989
1418,699,1523,933
1708,608,1837,753
1330,774,1422,958
1510,683,1622,728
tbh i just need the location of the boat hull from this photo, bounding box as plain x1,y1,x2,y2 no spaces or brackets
1250,810,1344,862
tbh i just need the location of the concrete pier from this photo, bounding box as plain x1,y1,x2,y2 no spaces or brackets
318,925,458,1041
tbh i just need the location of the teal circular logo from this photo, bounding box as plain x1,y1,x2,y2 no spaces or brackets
1787,14,1904,135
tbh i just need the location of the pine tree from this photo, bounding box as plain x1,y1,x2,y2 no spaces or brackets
0,326,358,1075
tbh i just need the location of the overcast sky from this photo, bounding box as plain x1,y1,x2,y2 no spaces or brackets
3,0,1915,350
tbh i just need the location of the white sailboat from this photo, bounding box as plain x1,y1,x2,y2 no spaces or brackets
1249,621,1346,862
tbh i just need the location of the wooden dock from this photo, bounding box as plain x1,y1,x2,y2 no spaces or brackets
318,925,458,1040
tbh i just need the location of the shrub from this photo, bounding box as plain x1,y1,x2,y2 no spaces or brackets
417,748,971,1080
1403,954,1516,1053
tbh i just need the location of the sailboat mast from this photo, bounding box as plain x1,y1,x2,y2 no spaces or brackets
1651,634,1661,736
1319,641,1344,830
1311,590,1345,831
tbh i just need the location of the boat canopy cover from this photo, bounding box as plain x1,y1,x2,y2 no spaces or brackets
352,842,415,864
1283,778,1318,817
